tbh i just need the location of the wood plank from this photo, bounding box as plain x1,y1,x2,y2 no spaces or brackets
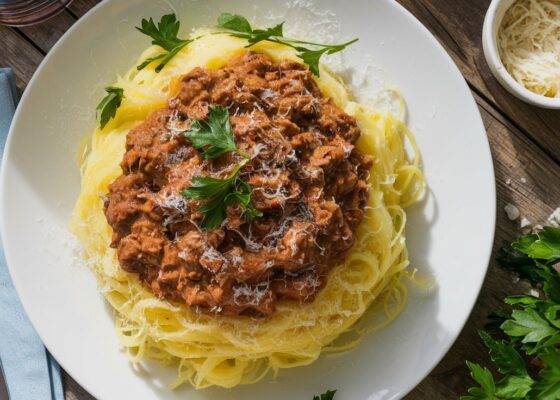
406,90,560,398
397,0,560,165
66,0,102,18
63,375,94,400
17,11,77,53
0,26,44,96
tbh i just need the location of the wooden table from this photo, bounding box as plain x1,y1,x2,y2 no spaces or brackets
2,0,558,398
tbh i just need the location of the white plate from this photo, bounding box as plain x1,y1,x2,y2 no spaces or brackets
0,0,495,399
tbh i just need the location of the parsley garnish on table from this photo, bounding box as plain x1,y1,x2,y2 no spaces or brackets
463,227,560,400
181,106,261,230
96,86,124,129
136,14,193,72
217,13,358,76
313,390,337,400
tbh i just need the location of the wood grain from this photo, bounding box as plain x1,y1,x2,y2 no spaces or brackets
0,26,43,96
17,10,76,53
1,0,559,399
62,375,94,400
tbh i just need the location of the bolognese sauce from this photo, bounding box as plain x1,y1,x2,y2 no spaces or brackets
104,52,372,316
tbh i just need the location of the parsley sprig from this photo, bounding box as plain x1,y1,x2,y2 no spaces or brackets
136,14,193,72
313,390,336,400
96,86,124,129
182,161,261,230
463,226,560,400
217,13,358,76
182,106,261,230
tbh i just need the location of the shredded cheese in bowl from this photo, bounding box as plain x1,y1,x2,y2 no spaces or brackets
498,0,560,98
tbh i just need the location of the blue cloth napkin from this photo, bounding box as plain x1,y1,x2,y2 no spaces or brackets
0,69,64,400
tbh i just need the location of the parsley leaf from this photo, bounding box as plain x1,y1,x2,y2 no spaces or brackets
182,169,260,230
136,13,192,72
218,13,253,34
246,23,285,45
186,176,234,230
497,246,544,285
217,13,252,34
96,86,124,129
182,175,234,230
296,47,330,77
296,39,358,77
535,262,560,303
216,13,284,44
462,361,498,400
313,390,337,400
529,352,560,400
500,229,560,306
217,12,357,76
225,180,262,220
495,376,534,399
501,308,558,349
512,226,560,260
504,295,541,307
479,331,528,377
501,299,560,355
185,105,246,159
183,176,233,201
463,364,532,400
137,53,166,71
464,334,534,400
464,226,560,399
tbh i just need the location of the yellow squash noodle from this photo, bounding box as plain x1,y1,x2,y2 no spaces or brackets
69,30,425,389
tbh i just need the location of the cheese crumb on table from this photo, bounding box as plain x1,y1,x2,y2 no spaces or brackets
520,217,532,234
547,207,560,227
504,203,520,220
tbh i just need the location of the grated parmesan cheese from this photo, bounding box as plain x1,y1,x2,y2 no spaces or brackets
547,207,560,226
504,203,521,220
233,282,270,306
529,288,541,297
498,0,560,98
520,216,532,233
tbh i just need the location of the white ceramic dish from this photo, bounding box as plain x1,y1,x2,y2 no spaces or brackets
0,0,496,399
482,0,560,109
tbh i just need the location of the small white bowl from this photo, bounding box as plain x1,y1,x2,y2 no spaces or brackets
482,0,560,109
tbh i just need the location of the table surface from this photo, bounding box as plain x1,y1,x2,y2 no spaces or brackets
2,0,559,398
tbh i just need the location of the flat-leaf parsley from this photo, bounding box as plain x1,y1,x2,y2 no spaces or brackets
136,13,193,72
96,86,124,129
217,13,357,77
463,226,560,400
182,107,261,230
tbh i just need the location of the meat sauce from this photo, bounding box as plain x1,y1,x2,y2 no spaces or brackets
104,52,372,316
